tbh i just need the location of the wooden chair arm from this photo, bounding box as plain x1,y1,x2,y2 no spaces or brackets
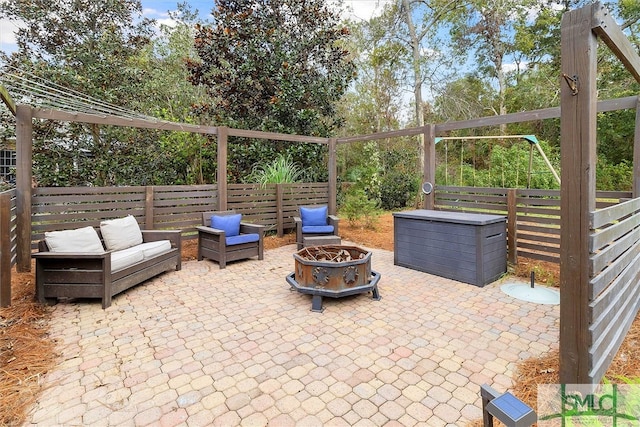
196,225,225,237
328,215,340,235
141,229,182,249
32,251,109,260
240,223,265,235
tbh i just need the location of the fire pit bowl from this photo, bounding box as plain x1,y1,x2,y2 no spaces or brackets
286,245,381,312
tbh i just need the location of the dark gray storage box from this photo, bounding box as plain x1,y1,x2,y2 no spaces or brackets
393,210,507,287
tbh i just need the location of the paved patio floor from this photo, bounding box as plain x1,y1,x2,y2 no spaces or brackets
26,243,559,426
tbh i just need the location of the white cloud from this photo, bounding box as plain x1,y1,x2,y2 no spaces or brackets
503,61,529,73
0,18,21,53
338,0,393,22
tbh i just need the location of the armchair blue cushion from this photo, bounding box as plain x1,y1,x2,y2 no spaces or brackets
226,233,260,246
302,225,334,234
300,206,328,226
211,213,242,237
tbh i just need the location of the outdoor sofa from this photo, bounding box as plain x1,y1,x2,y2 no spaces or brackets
34,215,182,309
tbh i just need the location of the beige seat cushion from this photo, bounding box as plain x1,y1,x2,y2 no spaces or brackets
138,240,172,259
111,246,144,272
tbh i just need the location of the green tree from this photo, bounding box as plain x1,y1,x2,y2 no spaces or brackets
136,4,216,184
187,0,356,183
0,0,163,186
449,0,537,134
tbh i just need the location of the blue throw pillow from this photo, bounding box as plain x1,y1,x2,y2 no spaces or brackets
211,214,242,237
300,206,328,226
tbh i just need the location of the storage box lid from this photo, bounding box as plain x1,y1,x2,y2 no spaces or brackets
393,209,506,225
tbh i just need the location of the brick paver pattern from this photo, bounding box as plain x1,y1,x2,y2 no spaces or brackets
26,243,558,426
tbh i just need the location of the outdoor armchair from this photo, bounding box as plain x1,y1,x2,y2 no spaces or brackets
293,205,340,249
197,210,265,269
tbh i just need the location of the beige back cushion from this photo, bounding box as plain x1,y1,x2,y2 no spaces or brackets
100,215,143,251
45,226,105,253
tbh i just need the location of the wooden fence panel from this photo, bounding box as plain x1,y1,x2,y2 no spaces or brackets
282,183,330,230
227,184,278,231
227,182,329,233
151,185,218,235
435,187,631,265
28,183,329,246
588,196,640,382
515,189,561,263
31,187,147,246
0,189,16,307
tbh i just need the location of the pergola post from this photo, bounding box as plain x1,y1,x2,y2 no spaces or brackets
634,96,640,198
559,4,598,384
16,104,33,273
328,138,337,215
423,124,436,209
217,126,228,211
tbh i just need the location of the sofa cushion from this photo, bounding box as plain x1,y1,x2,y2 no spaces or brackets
45,226,105,253
300,206,328,226
211,214,242,237
137,240,172,259
302,225,334,234
226,233,260,246
100,215,143,251
111,246,145,272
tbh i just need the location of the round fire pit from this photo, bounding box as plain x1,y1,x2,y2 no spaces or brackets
286,245,381,312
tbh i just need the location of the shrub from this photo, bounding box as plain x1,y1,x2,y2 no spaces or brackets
246,154,302,186
340,188,380,229
379,171,420,210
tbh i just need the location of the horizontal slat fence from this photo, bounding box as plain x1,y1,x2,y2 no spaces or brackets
588,197,640,381
31,185,218,247
515,189,561,264
0,189,17,307
30,183,329,248
227,182,329,234
435,186,632,265
150,185,218,233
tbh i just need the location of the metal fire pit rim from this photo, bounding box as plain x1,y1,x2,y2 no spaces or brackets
293,245,372,267
286,270,381,299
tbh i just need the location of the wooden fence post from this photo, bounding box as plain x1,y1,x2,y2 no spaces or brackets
424,124,436,209
145,186,155,229
0,192,11,307
328,138,337,215
634,96,640,198
218,126,228,211
507,189,518,266
276,184,284,237
16,104,32,273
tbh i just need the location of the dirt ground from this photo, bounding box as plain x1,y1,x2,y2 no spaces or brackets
1,212,639,426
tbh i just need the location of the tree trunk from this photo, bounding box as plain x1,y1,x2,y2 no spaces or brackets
402,0,425,171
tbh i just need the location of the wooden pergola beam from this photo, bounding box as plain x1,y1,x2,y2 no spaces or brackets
0,84,16,116
592,4,640,83
228,128,328,144
635,96,640,198
31,108,219,135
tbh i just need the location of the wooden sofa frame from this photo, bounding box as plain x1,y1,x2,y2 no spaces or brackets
34,229,182,309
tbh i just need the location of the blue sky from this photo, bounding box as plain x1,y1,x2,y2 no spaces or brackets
0,0,389,54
